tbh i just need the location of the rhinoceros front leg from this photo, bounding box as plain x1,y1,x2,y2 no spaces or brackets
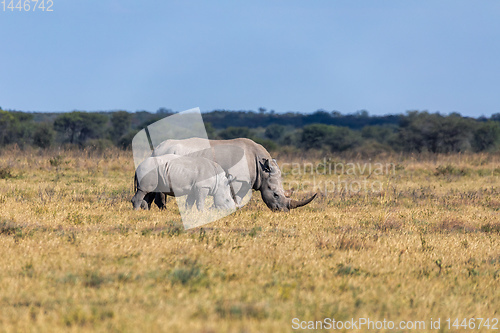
131,190,148,210
143,192,156,209
195,187,210,211
231,181,251,207
185,192,196,210
140,200,149,210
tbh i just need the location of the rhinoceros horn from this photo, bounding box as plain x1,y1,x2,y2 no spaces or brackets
288,193,317,209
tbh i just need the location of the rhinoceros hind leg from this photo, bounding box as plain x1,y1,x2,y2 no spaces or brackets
154,192,166,210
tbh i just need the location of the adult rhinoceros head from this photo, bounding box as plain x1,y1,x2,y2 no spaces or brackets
258,158,316,212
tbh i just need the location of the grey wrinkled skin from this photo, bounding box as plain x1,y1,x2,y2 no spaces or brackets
149,138,316,212
131,154,236,212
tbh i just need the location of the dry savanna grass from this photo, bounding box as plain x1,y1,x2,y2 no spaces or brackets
0,146,499,332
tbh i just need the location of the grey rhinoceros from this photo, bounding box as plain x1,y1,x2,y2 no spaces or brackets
148,138,317,212
131,154,236,211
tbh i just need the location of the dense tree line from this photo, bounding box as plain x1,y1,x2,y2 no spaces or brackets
1,107,500,154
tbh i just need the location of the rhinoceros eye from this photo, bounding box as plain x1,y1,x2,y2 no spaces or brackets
273,192,279,199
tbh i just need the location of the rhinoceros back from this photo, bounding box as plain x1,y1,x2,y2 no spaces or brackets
166,155,221,195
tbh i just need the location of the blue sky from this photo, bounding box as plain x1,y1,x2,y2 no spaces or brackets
1,0,499,116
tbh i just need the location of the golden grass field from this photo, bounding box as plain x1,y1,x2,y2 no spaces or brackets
0,147,499,332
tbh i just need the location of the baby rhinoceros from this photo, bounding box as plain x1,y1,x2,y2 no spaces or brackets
131,154,236,212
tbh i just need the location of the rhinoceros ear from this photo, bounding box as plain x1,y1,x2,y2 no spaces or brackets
259,158,272,173
226,174,235,184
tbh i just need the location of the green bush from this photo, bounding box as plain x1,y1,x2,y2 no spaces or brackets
54,111,108,146
302,124,361,152
33,123,55,148
218,127,253,140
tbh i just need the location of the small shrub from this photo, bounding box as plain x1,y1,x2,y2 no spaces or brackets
420,234,434,252
67,232,77,244
316,235,333,250
85,139,113,153
0,220,20,235
66,212,85,225
374,219,403,232
435,165,469,177
83,271,106,288
467,267,480,277
49,155,64,170
20,262,35,278
60,273,79,285
0,166,15,179
117,272,132,283
481,222,500,233
63,307,114,327
140,221,184,237
169,266,201,285
336,263,361,276
337,233,366,250
141,228,152,236
166,220,184,236
0,220,25,240
248,226,261,237
215,301,268,319
434,219,473,233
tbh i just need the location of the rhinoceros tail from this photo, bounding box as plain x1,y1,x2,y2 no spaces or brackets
134,172,138,193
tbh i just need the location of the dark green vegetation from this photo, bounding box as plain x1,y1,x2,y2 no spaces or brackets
1,107,500,154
